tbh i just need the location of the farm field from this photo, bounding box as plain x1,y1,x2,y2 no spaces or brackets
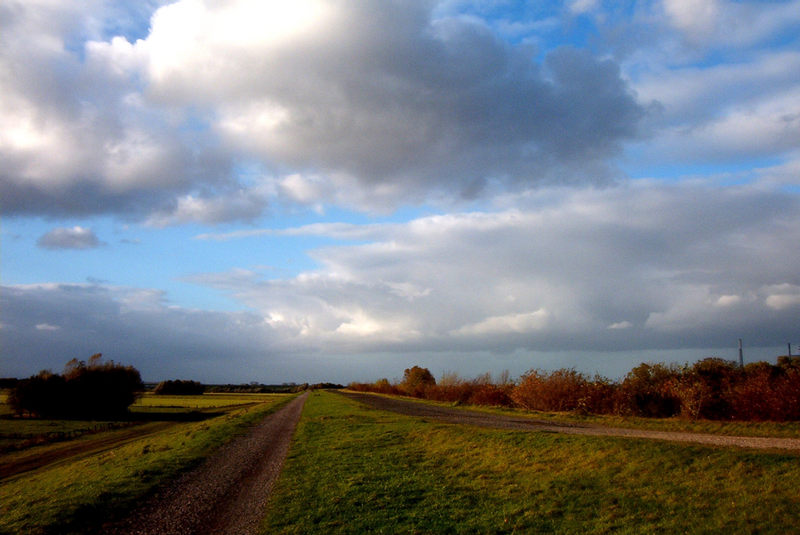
0,391,293,534
261,390,800,534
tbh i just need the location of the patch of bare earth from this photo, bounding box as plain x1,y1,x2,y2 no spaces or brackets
340,391,800,451
105,392,308,535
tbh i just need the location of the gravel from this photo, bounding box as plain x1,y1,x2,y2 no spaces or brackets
105,392,308,535
340,391,800,451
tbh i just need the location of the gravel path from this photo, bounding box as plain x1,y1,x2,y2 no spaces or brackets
340,391,800,451
106,392,308,535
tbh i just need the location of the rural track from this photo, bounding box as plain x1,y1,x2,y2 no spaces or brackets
340,391,800,451
0,421,177,480
105,392,308,535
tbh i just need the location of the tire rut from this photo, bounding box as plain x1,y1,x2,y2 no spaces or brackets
105,392,308,535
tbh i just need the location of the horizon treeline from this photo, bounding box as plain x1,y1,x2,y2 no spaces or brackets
348,357,800,421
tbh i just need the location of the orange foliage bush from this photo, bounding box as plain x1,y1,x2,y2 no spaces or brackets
351,356,800,421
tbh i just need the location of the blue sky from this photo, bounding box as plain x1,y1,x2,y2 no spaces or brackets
2,0,799,383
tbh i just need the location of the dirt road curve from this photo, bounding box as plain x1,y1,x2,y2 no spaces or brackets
340,391,800,451
106,392,308,535
0,422,177,480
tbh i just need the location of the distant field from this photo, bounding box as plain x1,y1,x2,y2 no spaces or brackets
0,392,293,534
262,391,800,534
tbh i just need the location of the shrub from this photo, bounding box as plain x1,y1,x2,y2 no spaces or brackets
468,383,514,407
665,358,740,420
619,363,681,417
731,361,800,421
400,366,436,397
511,369,591,412
9,354,143,419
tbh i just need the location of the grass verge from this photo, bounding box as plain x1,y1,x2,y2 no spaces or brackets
365,392,800,438
261,391,800,534
0,394,295,535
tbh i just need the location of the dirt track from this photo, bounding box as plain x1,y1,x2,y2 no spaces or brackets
0,422,177,480
340,391,800,451
105,392,308,535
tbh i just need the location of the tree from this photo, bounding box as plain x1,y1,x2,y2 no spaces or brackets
9,354,143,419
401,366,435,397
619,362,681,417
154,379,205,395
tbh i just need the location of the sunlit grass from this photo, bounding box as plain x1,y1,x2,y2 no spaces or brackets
262,391,800,534
0,394,295,535
132,392,280,410
363,391,800,438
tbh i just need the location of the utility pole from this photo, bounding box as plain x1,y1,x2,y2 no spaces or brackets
738,338,744,367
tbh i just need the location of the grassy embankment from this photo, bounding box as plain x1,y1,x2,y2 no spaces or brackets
391,394,800,438
262,390,800,534
0,391,294,535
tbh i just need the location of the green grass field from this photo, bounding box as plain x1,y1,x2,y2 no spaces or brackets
0,393,294,535
261,391,800,534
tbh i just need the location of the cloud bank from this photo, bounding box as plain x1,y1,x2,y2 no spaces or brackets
5,183,797,381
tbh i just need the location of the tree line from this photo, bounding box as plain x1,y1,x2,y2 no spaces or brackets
348,357,800,421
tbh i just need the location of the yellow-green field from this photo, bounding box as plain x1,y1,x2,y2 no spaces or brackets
0,392,295,535
132,392,279,409
261,391,800,534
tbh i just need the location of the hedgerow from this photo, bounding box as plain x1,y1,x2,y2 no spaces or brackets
349,356,800,421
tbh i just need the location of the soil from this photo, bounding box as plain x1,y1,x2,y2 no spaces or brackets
339,391,800,451
105,392,308,535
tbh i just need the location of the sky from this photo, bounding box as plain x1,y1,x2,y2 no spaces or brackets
2,0,799,384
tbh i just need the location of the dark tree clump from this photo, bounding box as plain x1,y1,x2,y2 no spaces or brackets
9,354,143,419
153,379,205,395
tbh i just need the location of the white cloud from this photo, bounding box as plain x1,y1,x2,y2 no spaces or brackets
662,0,721,41
453,310,550,336
145,189,270,227
569,0,600,16
764,284,800,311
607,321,632,330
661,0,800,48
714,295,742,308
37,226,104,250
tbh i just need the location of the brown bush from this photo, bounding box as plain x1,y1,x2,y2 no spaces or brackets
511,369,590,412
400,366,436,397
468,383,514,407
